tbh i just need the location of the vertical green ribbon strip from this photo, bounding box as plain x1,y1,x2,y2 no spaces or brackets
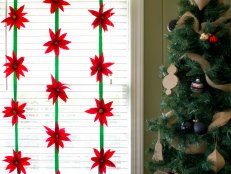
13,0,19,153
55,7,59,174
99,0,104,157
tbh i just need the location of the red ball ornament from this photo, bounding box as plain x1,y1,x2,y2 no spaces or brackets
209,35,218,43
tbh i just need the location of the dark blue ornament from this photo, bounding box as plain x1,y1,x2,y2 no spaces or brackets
193,121,207,135
181,121,193,133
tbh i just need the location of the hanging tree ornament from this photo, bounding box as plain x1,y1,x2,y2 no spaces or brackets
207,148,225,172
191,78,204,93
189,0,211,10
181,120,194,134
152,131,163,162
209,34,218,43
193,119,208,135
200,33,210,41
162,64,179,95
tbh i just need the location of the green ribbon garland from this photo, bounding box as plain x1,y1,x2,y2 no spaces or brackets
54,7,59,174
13,0,19,153
99,0,104,163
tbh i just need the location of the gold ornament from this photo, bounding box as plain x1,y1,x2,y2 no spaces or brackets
208,112,231,130
190,0,211,10
152,131,163,162
207,148,225,172
162,64,179,95
200,33,210,41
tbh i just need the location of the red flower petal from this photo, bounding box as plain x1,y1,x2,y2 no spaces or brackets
3,150,31,174
43,0,70,14
3,51,28,80
44,28,71,56
1,5,29,30
3,99,27,126
44,123,71,152
85,99,114,126
89,4,114,32
46,75,69,104
91,148,116,173
89,53,114,82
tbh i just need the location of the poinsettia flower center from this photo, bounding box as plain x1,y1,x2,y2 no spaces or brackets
55,134,59,139
99,108,104,114
13,64,18,69
101,16,105,21
14,160,19,165
56,88,60,92
54,41,59,46
12,109,17,115
98,65,102,71
100,158,104,163
12,15,17,19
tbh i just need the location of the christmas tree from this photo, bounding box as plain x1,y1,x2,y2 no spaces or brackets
147,0,231,173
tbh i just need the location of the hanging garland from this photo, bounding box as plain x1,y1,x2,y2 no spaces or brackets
1,1,31,174
86,1,116,174
43,1,71,174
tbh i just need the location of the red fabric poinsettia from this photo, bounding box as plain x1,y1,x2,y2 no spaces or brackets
3,99,26,126
44,123,71,152
4,51,28,80
3,150,30,174
43,0,70,14
91,148,116,174
44,28,71,57
46,75,69,104
1,5,29,30
89,4,114,32
85,99,113,126
90,53,114,82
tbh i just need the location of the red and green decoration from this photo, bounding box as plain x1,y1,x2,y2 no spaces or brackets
91,148,116,174
3,150,30,174
1,2,31,174
44,28,71,57
1,5,29,30
43,1,71,174
43,0,70,14
86,2,116,174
